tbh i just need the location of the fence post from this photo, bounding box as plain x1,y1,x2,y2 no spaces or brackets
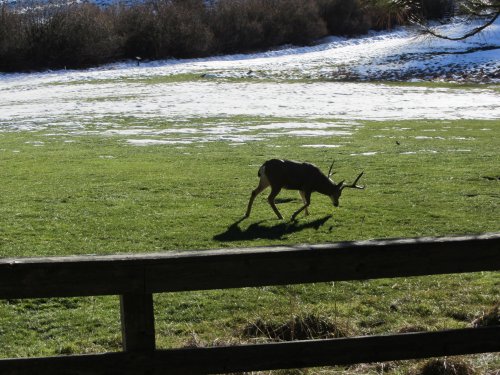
120,293,156,352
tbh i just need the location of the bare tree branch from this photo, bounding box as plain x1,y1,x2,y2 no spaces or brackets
421,10,499,41
407,0,500,41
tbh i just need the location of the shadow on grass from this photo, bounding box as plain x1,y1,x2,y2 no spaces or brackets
213,215,333,242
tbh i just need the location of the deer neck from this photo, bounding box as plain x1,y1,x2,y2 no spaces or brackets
314,175,337,196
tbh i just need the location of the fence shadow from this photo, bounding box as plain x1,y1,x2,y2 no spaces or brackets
213,215,333,242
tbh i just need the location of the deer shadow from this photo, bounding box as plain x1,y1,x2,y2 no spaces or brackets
213,215,333,242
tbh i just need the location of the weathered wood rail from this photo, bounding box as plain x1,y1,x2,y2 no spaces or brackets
0,233,499,374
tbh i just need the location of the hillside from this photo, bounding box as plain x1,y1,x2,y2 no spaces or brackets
11,17,498,82
1,19,499,134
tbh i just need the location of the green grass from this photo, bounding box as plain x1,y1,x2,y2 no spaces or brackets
0,114,499,373
1,118,498,256
48,73,210,87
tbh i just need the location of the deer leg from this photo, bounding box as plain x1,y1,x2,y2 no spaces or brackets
267,187,283,220
299,191,310,216
245,177,270,218
292,191,311,221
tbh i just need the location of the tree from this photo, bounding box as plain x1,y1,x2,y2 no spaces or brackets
414,0,500,40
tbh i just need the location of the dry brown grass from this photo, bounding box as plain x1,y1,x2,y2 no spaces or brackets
472,303,499,328
415,358,477,375
242,314,352,342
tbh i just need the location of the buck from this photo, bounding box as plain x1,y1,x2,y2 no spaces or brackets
245,159,364,220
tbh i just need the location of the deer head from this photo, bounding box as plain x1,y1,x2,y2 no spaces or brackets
327,160,364,207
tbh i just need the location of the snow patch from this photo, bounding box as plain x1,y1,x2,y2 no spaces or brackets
0,19,498,142
301,144,342,148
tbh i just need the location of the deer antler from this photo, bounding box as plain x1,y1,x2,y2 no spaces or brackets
327,160,336,178
340,171,365,191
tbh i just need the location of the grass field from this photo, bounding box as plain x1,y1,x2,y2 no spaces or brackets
0,82,499,373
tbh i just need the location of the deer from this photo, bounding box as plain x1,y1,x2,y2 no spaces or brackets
245,159,364,220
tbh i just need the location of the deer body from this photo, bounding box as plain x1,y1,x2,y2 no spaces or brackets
245,159,364,220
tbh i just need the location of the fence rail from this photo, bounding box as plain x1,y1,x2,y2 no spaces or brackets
1,233,499,374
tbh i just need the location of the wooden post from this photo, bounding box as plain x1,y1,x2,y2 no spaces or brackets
120,293,155,352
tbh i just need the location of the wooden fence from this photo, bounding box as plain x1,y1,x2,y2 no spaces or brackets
0,233,499,374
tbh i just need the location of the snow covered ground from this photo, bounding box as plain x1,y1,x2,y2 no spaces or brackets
0,19,498,145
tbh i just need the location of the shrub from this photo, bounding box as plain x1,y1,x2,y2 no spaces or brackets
40,4,121,69
114,4,157,60
0,4,29,71
8,2,122,70
271,0,328,45
0,0,455,72
116,1,214,60
316,0,371,35
421,0,455,20
210,0,280,52
210,0,327,54
365,0,419,30
153,0,214,59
